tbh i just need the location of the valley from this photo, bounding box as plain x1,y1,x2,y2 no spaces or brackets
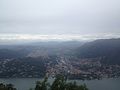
0,39,120,79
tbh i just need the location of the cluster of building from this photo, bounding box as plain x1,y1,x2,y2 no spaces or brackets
0,56,120,80
46,56,120,80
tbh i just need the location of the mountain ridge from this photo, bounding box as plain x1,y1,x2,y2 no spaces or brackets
76,38,120,65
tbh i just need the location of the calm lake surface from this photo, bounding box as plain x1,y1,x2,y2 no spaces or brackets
0,78,120,90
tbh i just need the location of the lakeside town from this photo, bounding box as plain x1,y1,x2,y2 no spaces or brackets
0,56,120,80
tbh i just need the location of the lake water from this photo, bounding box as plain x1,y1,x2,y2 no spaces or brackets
0,78,120,90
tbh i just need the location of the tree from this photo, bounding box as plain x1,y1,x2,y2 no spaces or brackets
34,74,88,90
0,83,16,90
50,74,66,90
35,77,49,90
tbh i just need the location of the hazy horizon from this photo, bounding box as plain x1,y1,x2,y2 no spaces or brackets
0,0,120,42
0,32,120,45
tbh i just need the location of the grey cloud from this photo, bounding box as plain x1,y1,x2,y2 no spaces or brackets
0,0,120,35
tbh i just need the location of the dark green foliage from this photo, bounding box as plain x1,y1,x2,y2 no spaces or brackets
34,75,88,90
35,77,49,90
50,75,66,90
0,83,16,90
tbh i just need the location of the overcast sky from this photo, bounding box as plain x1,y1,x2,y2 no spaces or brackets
0,0,120,40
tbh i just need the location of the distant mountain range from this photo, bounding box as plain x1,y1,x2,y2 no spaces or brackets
0,39,120,65
0,41,84,58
